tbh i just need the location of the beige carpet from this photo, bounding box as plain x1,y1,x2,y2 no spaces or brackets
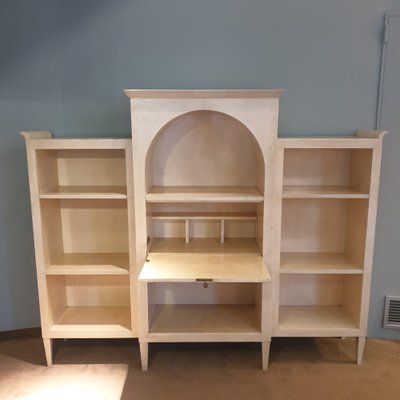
0,336,399,400
0,352,128,399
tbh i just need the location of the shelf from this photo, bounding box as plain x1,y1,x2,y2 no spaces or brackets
277,306,359,336
282,185,369,199
141,238,268,282
149,238,261,254
146,186,263,203
46,253,130,275
148,304,261,341
50,306,132,338
280,253,363,274
39,185,127,199
150,212,257,220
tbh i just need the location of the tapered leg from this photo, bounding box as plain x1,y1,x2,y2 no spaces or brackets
262,341,271,371
357,336,366,365
43,338,53,367
139,341,149,371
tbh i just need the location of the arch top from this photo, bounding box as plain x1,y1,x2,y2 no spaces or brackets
125,89,284,99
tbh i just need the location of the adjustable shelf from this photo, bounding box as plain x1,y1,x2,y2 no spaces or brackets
39,185,127,199
280,252,363,274
150,212,257,221
146,186,263,203
282,185,369,199
46,253,130,275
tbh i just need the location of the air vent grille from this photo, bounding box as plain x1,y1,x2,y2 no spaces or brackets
384,296,400,329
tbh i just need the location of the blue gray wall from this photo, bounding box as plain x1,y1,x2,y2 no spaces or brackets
0,0,399,339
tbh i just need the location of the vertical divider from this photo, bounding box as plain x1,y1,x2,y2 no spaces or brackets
220,219,225,244
185,219,190,244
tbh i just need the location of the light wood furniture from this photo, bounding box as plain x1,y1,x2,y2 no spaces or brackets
126,90,283,370
273,132,386,364
21,90,386,371
20,133,137,366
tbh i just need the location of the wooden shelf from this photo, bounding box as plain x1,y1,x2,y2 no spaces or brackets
148,304,262,341
46,253,130,275
280,253,363,274
50,306,132,338
149,238,261,254
282,185,369,199
277,306,359,336
39,185,127,199
150,212,257,221
146,186,263,203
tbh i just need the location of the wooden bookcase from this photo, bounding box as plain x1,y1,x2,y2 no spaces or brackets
273,134,386,364
21,90,386,370
20,133,137,366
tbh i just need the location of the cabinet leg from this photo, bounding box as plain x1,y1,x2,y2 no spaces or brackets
357,337,366,365
261,341,271,371
43,338,53,367
139,341,149,371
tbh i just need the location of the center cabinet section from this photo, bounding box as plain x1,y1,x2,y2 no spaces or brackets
128,90,283,371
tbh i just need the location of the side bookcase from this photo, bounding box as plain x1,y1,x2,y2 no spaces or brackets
20,132,137,366
273,131,386,363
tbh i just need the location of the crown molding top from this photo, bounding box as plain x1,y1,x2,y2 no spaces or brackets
124,89,284,99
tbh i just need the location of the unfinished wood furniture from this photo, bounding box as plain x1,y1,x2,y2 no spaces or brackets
126,89,283,370
20,133,137,366
21,89,386,370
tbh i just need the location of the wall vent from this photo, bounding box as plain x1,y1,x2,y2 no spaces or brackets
383,296,400,329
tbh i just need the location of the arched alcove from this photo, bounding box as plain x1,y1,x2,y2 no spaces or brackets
145,110,265,189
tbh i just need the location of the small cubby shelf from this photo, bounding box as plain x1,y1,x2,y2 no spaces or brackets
276,273,362,336
281,198,368,272
278,305,360,336
36,148,128,199
50,306,132,338
46,275,133,338
282,148,373,198
41,198,130,274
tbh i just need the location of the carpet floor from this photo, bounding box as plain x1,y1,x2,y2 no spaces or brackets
0,336,399,399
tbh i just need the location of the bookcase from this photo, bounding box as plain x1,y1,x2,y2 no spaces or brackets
20,133,137,366
273,135,386,364
21,90,386,370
